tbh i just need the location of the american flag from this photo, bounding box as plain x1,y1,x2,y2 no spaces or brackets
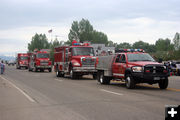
48,29,52,33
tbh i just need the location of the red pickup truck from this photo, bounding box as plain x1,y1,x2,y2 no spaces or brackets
96,49,169,89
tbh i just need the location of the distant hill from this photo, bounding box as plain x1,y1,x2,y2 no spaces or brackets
0,55,15,61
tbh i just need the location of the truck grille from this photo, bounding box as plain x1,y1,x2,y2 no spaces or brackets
40,60,49,65
144,65,164,74
81,58,95,67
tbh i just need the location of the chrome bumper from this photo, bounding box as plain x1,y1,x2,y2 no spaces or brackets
73,67,97,72
36,66,52,69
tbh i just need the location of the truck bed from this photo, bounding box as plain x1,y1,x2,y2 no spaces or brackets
96,55,115,76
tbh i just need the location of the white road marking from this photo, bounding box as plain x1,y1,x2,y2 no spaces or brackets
100,89,123,96
54,79,63,82
0,76,36,103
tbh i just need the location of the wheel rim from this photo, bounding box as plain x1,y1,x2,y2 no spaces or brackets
126,76,130,88
70,70,73,78
56,71,58,76
100,74,103,83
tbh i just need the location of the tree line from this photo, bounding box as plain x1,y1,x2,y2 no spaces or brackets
28,18,180,61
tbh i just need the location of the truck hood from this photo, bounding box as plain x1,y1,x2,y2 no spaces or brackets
128,61,162,67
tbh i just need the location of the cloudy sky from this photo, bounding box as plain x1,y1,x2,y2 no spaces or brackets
0,0,180,56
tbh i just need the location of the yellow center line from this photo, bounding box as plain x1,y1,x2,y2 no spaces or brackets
111,81,180,92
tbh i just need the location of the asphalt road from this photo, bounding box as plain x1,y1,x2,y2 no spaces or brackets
0,65,180,120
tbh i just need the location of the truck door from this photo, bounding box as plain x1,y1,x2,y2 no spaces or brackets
112,54,122,78
64,48,69,71
29,54,34,68
118,54,127,79
112,54,126,79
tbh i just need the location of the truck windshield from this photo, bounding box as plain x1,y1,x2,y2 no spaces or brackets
37,53,49,58
127,53,155,62
20,56,28,60
72,47,94,56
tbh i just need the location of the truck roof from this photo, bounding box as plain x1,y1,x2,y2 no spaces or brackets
55,45,93,52
116,52,146,55
17,53,28,56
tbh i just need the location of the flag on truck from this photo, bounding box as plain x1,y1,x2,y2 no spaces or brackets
48,29,52,33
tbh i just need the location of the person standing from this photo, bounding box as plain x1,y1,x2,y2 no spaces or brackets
0,60,5,74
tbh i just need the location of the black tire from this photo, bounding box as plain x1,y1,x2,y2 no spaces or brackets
49,68,52,72
98,71,110,85
125,74,135,89
70,67,76,79
56,70,60,77
29,68,32,71
158,78,168,89
34,67,37,72
56,70,64,77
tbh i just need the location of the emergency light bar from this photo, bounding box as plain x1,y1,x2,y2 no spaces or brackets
73,42,89,46
115,49,145,53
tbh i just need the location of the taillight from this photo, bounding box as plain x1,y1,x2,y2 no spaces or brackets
145,70,150,73
163,70,168,73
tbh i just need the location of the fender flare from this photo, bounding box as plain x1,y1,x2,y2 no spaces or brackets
125,68,132,78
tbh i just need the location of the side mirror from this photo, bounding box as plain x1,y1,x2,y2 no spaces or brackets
68,52,71,57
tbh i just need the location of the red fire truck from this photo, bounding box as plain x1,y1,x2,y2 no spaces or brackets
96,49,169,89
28,50,52,72
54,41,97,79
16,53,28,69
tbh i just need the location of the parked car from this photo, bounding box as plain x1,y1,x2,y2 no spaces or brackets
8,60,15,66
170,61,180,75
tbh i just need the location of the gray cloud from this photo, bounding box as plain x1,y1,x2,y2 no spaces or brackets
0,0,180,55
0,0,180,29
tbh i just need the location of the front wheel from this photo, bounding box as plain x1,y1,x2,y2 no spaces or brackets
158,78,168,89
125,74,135,89
56,71,64,77
34,67,38,72
70,68,76,79
48,68,52,72
28,68,32,71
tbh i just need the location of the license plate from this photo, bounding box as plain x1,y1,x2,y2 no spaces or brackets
154,77,160,80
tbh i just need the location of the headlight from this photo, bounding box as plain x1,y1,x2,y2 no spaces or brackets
132,66,143,72
73,62,80,66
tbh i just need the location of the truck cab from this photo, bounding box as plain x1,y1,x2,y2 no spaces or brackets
16,53,28,69
54,42,97,79
96,49,169,89
28,51,52,72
